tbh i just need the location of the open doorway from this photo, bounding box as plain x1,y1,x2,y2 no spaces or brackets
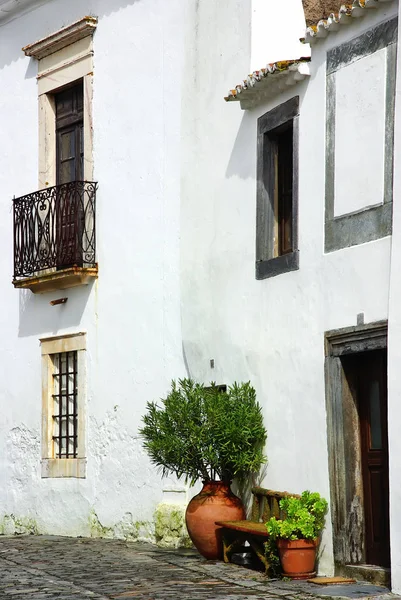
325,322,390,583
342,350,390,567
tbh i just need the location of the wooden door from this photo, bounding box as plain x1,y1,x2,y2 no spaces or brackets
356,350,390,567
55,82,84,268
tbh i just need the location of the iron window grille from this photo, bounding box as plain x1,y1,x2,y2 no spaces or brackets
13,180,97,279
52,351,78,459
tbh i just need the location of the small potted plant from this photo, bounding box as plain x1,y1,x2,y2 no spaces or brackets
265,491,328,579
140,379,267,559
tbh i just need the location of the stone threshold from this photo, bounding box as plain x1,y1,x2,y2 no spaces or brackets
338,564,391,588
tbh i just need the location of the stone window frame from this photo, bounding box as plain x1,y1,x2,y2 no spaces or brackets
256,96,300,280
325,18,397,253
23,16,97,189
40,332,87,478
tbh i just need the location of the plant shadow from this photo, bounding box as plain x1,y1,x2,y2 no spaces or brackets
234,464,268,519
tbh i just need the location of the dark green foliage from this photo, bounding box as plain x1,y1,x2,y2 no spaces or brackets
265,491,328,541
264,537,281,577
140,379,267,486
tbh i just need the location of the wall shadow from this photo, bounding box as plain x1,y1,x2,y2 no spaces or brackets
0,0,141,70
18,280,94,337
225,111,257,182
233,464,268,518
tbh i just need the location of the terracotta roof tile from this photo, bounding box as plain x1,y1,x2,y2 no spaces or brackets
225,0,394,108
303,0,395,44
225,58,311,108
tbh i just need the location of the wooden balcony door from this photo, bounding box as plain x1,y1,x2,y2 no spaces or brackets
356,350,390,567
55,82,84,269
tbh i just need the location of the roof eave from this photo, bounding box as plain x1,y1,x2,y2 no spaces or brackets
225,60,310,110
304,0,395,45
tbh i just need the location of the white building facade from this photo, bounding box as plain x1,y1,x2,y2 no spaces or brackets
1,0,401,592
0,0,189,544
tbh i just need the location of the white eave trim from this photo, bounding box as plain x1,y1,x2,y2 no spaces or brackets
225,61,310,111
22,15,97,60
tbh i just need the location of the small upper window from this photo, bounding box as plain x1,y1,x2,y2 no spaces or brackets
276,124,293,256
256,97,299,280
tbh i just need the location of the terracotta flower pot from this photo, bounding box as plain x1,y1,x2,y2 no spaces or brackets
277,538,318,579
185,480,245,560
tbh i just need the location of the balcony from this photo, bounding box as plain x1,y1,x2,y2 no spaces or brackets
13,181,98,294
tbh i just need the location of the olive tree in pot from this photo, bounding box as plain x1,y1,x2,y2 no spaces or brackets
140,379,267,559
265,491,328,579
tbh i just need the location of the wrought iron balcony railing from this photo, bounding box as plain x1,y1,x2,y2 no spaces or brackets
13,181,97,280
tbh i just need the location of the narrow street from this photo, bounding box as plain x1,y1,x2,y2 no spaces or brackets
0,536,399,600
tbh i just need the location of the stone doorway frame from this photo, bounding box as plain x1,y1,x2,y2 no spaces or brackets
324,321,389,584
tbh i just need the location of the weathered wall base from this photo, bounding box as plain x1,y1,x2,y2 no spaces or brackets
0,512,155,543
0,507,191,549
88,510,154,542
0,515,39,536
154,503,192,549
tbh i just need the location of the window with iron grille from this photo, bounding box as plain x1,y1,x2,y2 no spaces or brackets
52,351,78,459
256,96,299,280
41,332,86,479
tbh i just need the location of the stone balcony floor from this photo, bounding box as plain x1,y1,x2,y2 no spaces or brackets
0,536,400,600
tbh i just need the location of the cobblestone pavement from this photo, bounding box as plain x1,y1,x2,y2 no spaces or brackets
0,536,400,600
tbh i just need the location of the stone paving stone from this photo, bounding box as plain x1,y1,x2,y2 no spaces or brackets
0,536,400,600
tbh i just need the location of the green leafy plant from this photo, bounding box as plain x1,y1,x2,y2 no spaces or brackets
140,379,267,486
264,537,281,577
266,491,328,541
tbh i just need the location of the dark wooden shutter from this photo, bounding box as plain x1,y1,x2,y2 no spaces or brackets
55,82,84,268
56,82,84,184
277,125,293,256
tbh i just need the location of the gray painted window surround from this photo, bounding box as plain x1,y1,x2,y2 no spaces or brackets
256,96,299,280
325,18,397,253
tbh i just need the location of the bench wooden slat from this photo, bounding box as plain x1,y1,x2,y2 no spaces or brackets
215,520,268,536
217,487,299,572
251,495,260,521
251,487,300,499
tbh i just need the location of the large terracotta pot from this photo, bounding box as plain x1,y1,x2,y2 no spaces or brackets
277,538,318,579
185,480,245,559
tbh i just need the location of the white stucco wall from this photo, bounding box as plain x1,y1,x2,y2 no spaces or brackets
0,0,187,538
181,1,397,578
387,1,401,594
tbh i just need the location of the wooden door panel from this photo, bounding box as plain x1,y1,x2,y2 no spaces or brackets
56,186,83,269
58,127,77,185
369,469,386,539
357,350,389,567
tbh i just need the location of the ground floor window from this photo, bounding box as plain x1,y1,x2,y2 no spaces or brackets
52,351,78,459
41,332,87,478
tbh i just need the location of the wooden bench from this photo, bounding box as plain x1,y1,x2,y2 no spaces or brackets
215,487,299,572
